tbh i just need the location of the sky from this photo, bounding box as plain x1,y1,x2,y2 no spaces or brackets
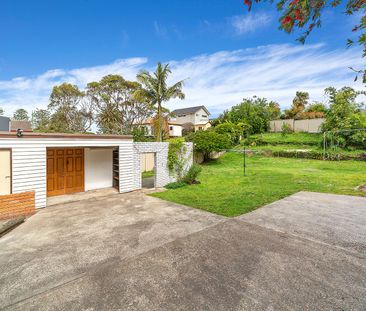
0,0,365,118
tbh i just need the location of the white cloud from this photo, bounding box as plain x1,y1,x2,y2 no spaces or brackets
0,44,364,118
0,58,147,113
153,21,168,38
230,13,271,35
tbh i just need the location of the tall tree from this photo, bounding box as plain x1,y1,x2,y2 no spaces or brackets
284,91,309,119
31,109,51,131
87,75,153,134
13,108,29,121
217,97,280,133
136,63,185,142
48,83,93,133
322,86,366,147
244,0,366,81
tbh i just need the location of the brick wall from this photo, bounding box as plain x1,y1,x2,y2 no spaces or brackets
133,142,193,189
0,191,36,220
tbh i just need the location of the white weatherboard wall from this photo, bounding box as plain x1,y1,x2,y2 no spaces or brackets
0,137,135,209
85,148,113,191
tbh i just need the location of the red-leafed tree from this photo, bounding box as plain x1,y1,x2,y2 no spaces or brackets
244,0,366,81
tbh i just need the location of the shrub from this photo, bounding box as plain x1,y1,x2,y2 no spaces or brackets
281,123,293,136
182,164,202,184
214,122,242,145
185,130,231,162
165,181,187,189
167,138,188,180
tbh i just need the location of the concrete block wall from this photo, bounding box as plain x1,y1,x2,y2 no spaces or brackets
0,191,36,220
133,142,193,189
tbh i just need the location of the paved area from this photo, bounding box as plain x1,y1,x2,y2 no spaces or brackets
0,191,365,310
142,176,155,189
47,187,118,206
0,192,224,309
239,191,366,255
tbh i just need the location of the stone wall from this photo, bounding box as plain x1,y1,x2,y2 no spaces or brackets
0,191,35,220
133,142,193,189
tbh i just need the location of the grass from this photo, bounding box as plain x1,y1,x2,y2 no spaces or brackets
241,133,365,159
151,152,366,217
251,132,322,146
142,170,154,178
241,144,366,157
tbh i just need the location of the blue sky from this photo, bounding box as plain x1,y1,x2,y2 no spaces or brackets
0,0,364,117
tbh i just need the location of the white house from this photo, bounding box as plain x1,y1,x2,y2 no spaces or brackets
141,119,183,137
170,106,211,131
0,131,193,212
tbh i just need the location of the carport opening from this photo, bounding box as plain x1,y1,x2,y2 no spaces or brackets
141,152,156,189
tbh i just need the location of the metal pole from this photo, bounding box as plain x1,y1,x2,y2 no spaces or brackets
243,144,246,176
323,132,326,160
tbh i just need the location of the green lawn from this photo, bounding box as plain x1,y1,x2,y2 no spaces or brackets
151,153,366,217
142,170,154,178
251,132,322,145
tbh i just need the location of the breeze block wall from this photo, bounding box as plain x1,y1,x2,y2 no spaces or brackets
133,142,193,189
0,191,36,220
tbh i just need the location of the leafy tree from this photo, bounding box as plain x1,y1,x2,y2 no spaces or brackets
87,75,153,135
136,62,185,142
31,109,51,131
13,108,29,121
214,122,243,145
284,91,309,119
0,107,4,116
305,102,328,114
297,101,328,119
245,0,366,81
217,97,280,134
322,86,366,147
48,83,93,133
185,130,231,161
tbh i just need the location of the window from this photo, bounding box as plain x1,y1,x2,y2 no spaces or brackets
169,126,173,130
178,114,186,117
198,127,203,131
202,115,207,118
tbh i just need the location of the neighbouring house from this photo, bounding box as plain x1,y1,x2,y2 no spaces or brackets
0,116,10,131
141,118,183,137
170,105,211,132
0,131,193,219
10,120,33,132
0,117,32,133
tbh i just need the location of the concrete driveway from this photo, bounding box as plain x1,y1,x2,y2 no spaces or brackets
0,191,365,310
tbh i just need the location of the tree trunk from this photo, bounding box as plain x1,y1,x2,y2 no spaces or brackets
156,101,162,142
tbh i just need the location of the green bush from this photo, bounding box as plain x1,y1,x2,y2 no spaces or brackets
182,164,202,184
167,138,187,180
281,123,293,136
214,122,242,145
164,181,187,189
185,130,231,162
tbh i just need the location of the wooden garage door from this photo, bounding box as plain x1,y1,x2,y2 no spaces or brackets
47,148,84,197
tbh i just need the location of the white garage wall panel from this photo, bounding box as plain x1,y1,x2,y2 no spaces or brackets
85,148,113,191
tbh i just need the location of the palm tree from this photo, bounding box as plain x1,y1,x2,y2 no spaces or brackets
136,62,185,142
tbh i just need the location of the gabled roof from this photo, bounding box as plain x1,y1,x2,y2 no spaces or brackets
171,106,210,116
10,120,32,132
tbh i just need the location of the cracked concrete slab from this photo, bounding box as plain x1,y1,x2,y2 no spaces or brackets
238,191,366,255
0,191,224,308
4,220,366,311
1,191,365,310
